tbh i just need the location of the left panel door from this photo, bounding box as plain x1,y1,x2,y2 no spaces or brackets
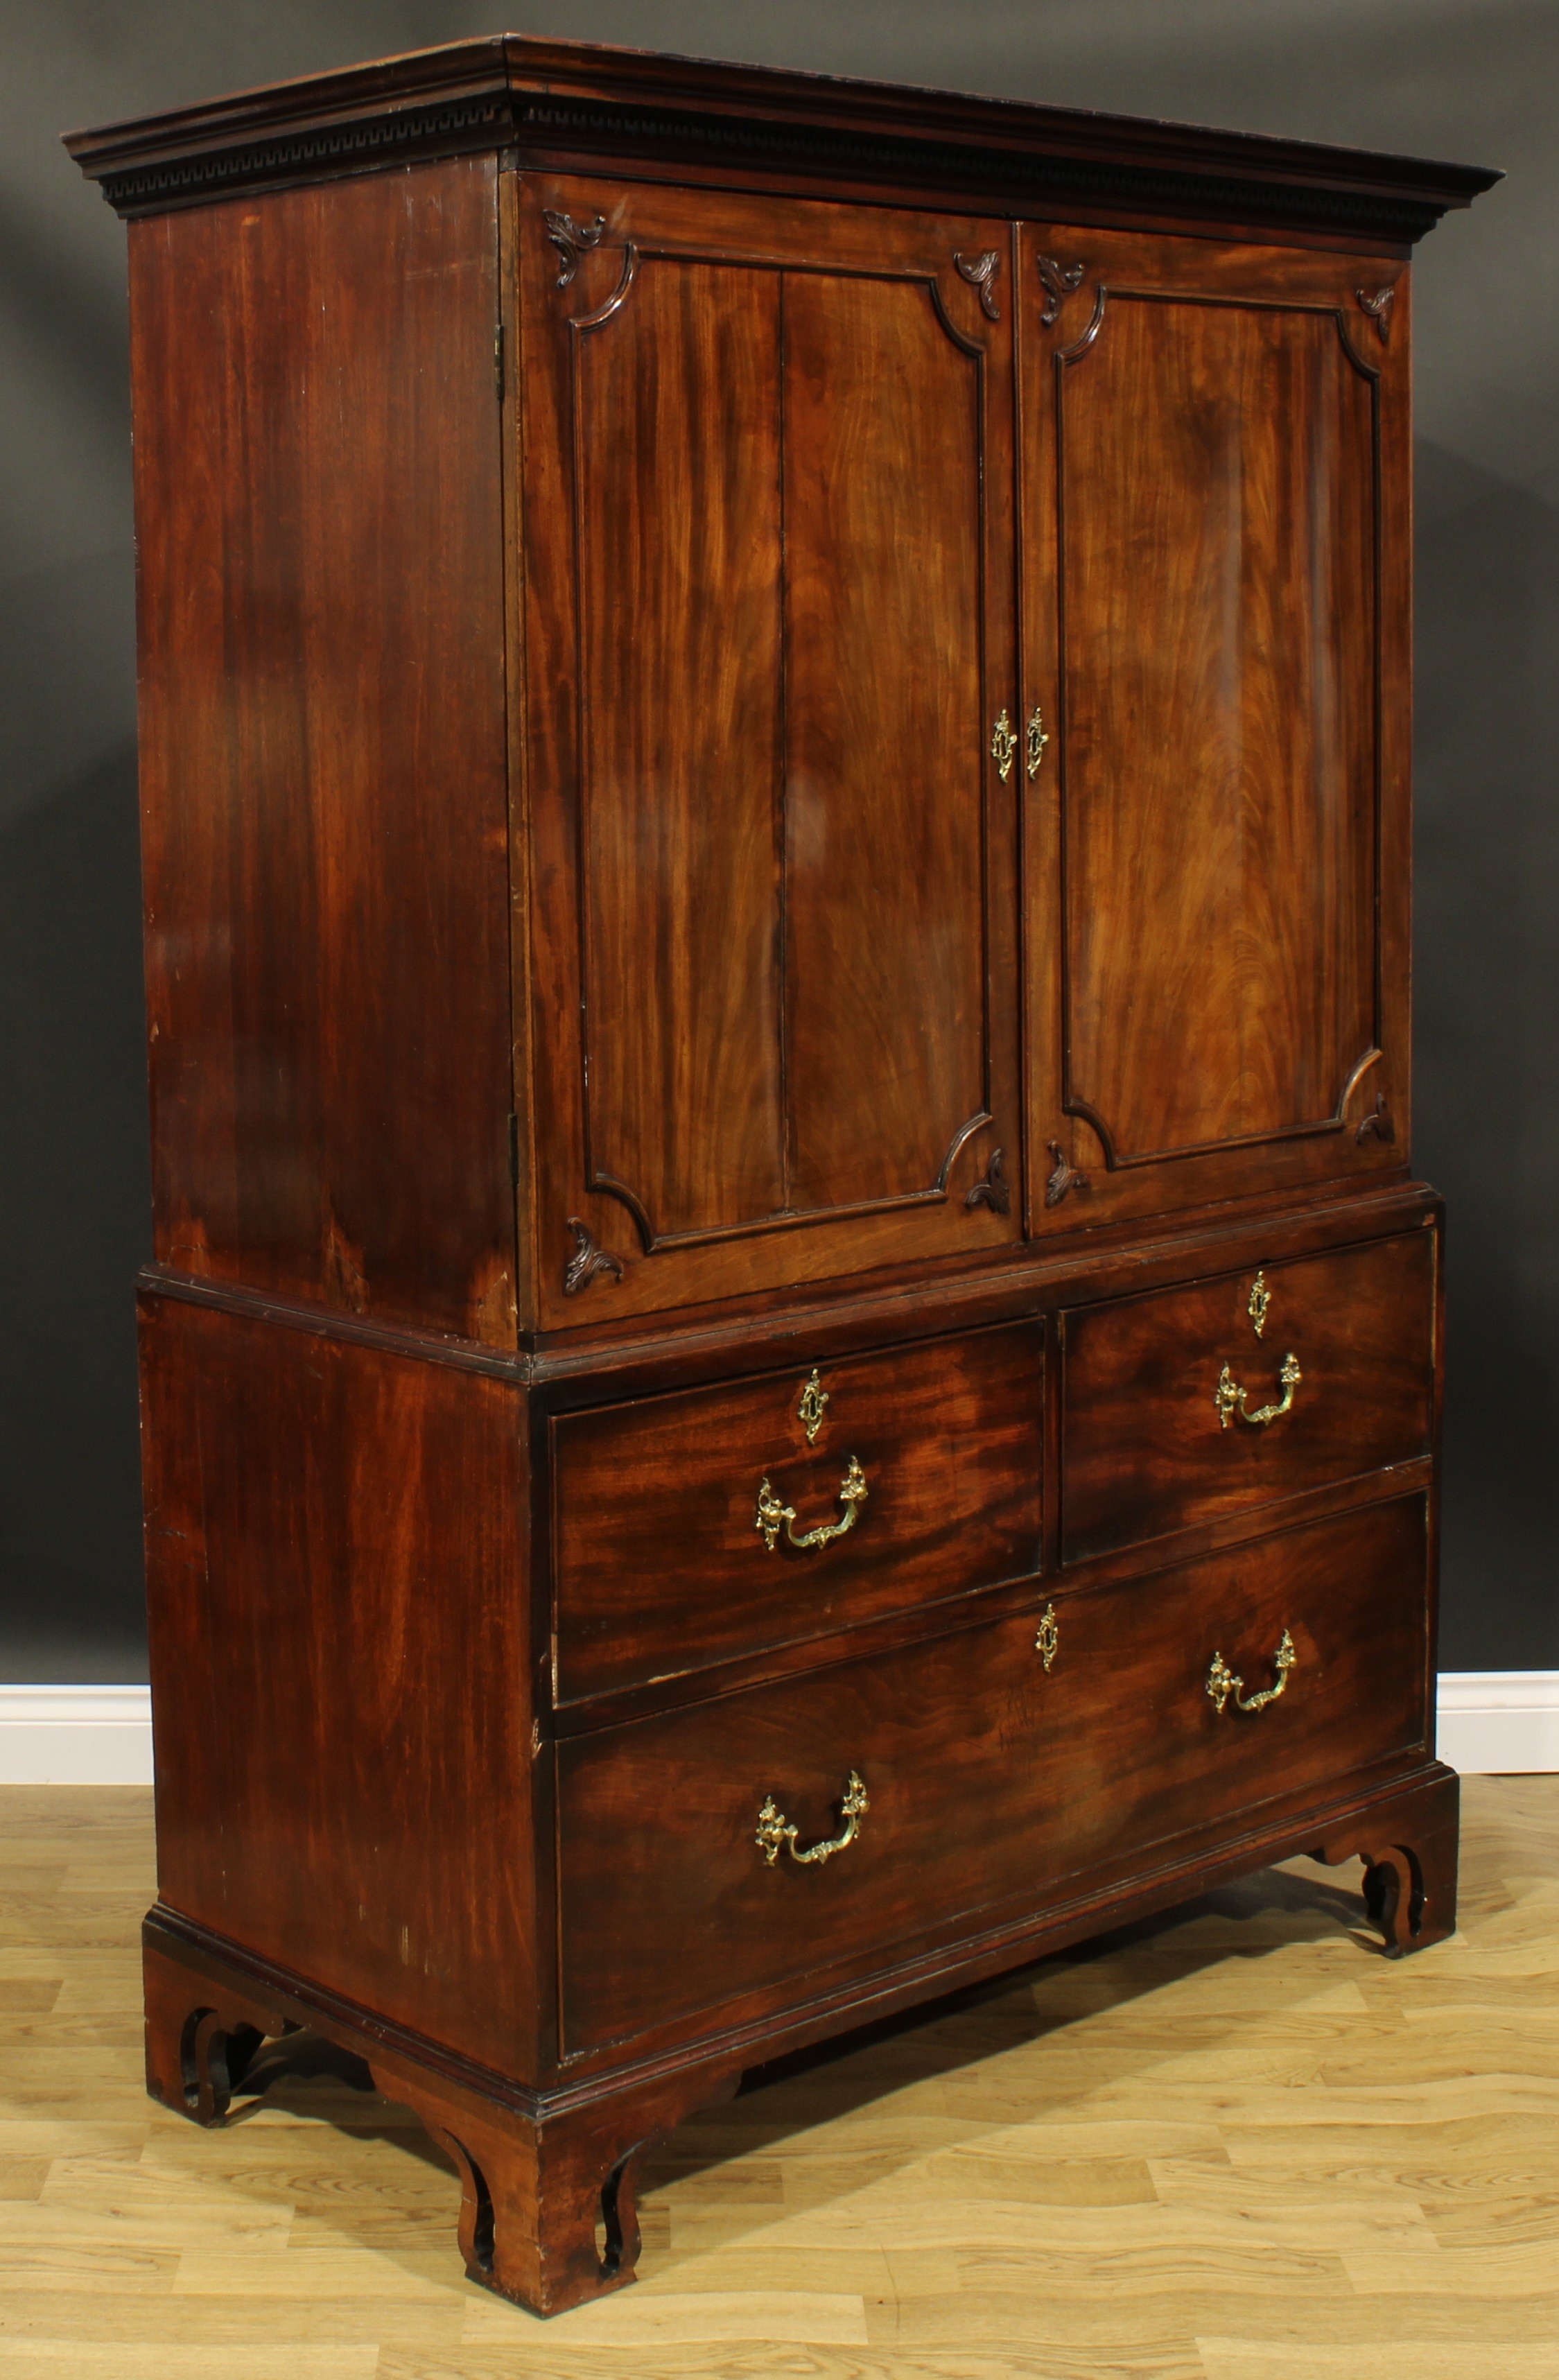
519,177,1020,1326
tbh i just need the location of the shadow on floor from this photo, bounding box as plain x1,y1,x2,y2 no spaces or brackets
217,1849,1380,2232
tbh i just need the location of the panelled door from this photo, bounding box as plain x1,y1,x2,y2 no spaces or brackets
520,177,1020,1325
1018,227,1411,1234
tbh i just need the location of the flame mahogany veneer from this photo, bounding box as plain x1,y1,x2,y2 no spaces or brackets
67,36,1496,2317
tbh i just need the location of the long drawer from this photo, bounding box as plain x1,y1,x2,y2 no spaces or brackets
550,1322,1043,1703
1061,1229,1436,1565
556,1495,1429,2054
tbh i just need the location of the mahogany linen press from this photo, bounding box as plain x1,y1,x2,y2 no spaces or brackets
67,36,1497,2317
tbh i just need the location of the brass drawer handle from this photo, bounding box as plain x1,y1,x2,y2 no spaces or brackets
755,1456,868,1553
1207,1628,1297,1716
756,1771,869,1867
1215,1352,1300,1430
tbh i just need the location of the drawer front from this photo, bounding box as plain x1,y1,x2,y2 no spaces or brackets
550,1323,1043,1704
1061,1230,1435,1565
557,1495,1428,2053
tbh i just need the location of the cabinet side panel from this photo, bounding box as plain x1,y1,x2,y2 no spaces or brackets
139,1293,540,2078
130,157,515,1343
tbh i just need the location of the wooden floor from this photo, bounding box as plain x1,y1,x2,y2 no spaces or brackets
1,1780,1556,2378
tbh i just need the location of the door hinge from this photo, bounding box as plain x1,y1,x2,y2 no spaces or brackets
494,320,505,402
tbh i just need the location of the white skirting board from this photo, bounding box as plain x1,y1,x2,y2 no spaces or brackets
0,1676,1556,1786
1436,1673,1559,1778
0,1687,155,1784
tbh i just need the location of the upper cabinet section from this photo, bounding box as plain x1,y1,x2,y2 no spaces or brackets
74,35,1497,1338
1018,229,1413,1233
520,180,1021,1324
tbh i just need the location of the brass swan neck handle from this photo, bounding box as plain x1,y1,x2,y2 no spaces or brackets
756,1771,869,1868
1207,1629,1297,1717
756,1456,868,1553
1215,1351,1301,1430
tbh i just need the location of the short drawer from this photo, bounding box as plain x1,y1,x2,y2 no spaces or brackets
550,1322,1043,1704
556,1495,1429,2053
1061,1230,1436,1565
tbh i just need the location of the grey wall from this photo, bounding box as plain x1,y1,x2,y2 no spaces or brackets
1,0,1554,1678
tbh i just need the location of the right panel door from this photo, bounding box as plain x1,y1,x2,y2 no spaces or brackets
1019,227,1411,1233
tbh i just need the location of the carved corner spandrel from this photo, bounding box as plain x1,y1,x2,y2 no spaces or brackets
1356,1091,1396,1145
1357,282,1396,343
1037,254,1087,326
543,208,605,287
1044,1140,1090,1209
564,1219,624,1296
954,247,1002,321
966,1145,1011,1215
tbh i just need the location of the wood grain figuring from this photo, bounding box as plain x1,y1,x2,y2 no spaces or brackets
67,36,1489,2331
1018,228,1412,1235
1060,284,1377,1159
557,1496,1429,2056
129,158,515,1342
782,266,988,1209
1061,1228,1435,1563
575,243,786,1238
550,1321,1043,1703
137,1292,539,2080
522,177,1019,1323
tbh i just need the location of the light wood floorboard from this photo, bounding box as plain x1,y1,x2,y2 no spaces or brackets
1,1777,1556,2377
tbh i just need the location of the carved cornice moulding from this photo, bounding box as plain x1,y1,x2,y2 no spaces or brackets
64,34,1500,239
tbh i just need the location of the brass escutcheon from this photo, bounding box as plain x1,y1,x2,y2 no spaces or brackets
1206,1629,1297,1717
990,710,1018,783
756,1455,868,1554
1215,1351,1300,1430
1248,1270,1271,1337
796,1366,829,1445
1034,1603,1060,1671
1025,703,1050,779
756,1771,869,1867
